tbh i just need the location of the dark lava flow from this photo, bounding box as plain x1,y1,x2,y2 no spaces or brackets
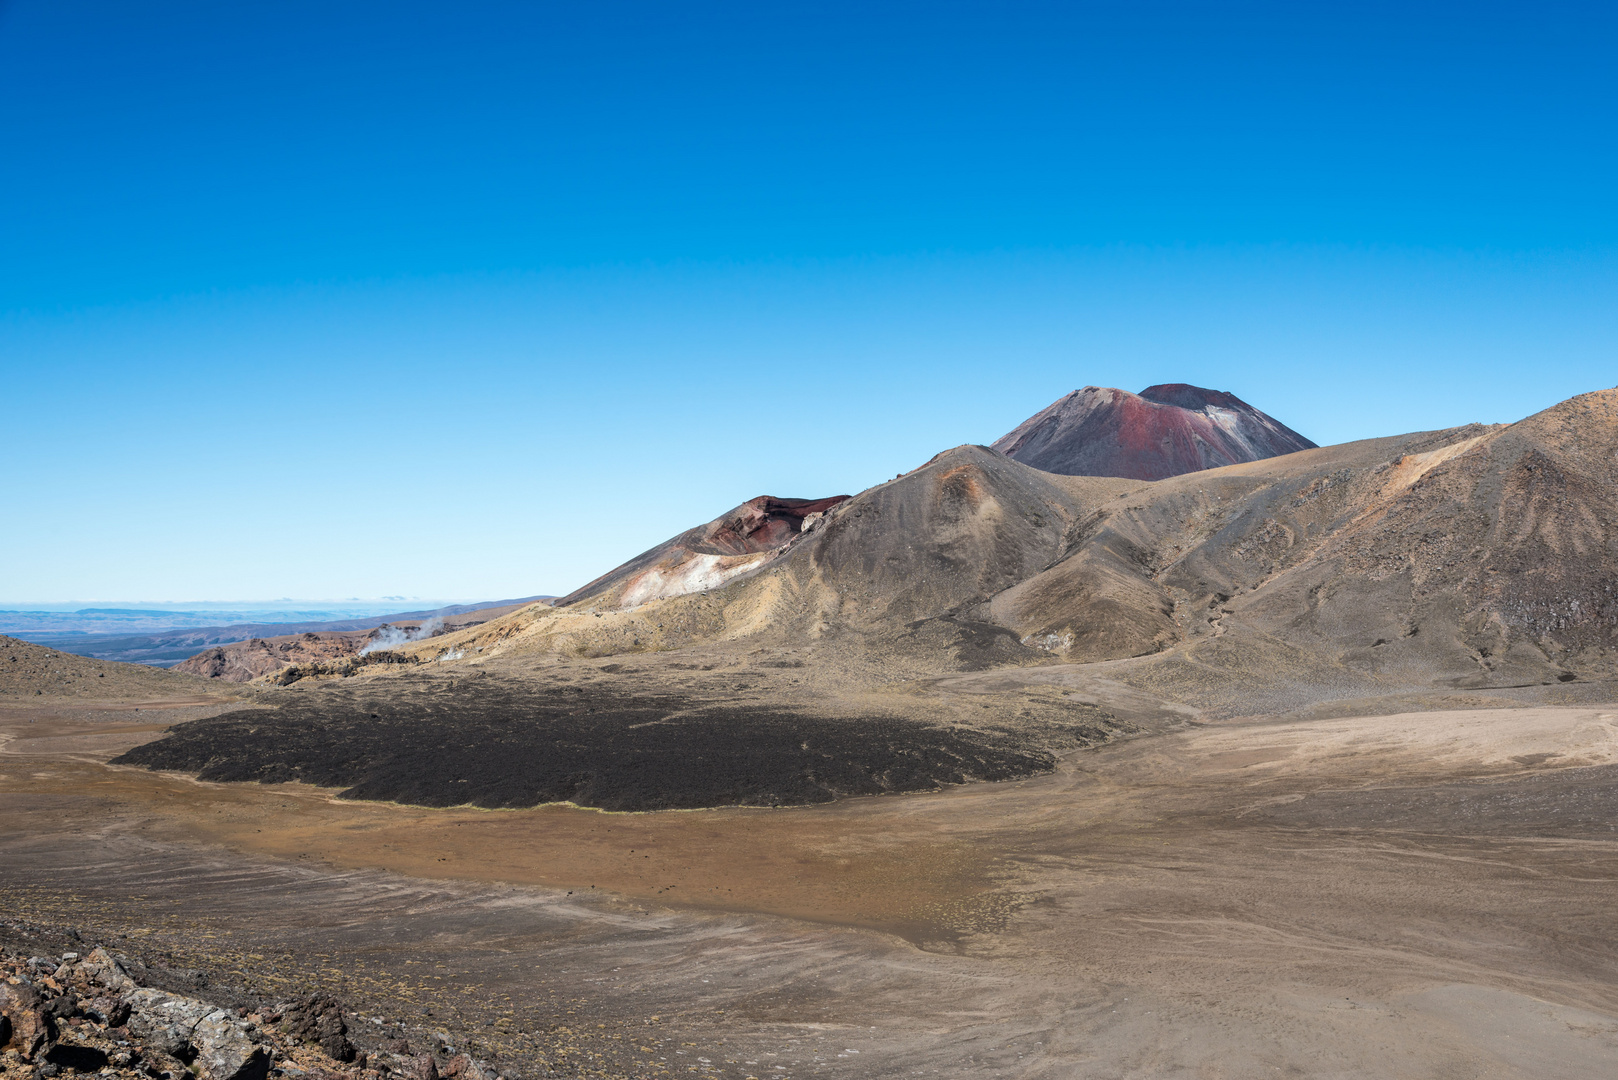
112,680,1057,811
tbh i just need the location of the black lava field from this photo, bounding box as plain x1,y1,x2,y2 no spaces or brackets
112,679,1057,811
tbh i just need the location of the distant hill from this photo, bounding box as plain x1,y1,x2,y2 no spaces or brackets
170,597,552,682
0,601,463,636
0,633,224,702
994,383,1316,480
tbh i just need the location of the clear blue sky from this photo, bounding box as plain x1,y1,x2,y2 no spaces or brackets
3,1,1615,602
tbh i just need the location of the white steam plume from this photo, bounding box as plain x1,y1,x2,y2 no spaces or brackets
359,617,443,655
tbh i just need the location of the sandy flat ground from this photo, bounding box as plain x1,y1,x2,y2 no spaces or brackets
4,699,1618,1077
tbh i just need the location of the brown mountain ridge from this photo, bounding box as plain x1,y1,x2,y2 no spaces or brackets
409,388,1618,714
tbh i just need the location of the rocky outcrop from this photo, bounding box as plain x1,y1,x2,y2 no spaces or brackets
994,383,1316,480
175,631,367,683
0,937,511,1080
0,980,55,1061
124,987,269,1079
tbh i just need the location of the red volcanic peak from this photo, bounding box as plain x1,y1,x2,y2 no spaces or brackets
993,384,1315,480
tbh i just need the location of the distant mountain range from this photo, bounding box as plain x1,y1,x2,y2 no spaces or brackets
0,601,471,636
8,597,551,667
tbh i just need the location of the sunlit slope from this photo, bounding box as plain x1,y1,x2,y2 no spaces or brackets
420,391,1617,695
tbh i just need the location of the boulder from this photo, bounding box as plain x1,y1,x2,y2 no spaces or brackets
124,988,198,1058
444,1052,495,1079
278,992,355,1062
42,992,77,1023
0,981,56,1061
80,947,137,994
125,988,270,1080
191,1006,272,1080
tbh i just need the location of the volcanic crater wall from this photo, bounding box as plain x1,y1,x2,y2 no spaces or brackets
558,494,851,610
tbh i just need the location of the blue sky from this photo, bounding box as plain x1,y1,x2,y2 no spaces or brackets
3,1,1615,602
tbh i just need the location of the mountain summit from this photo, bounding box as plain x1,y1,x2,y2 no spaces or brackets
993,383,1316,480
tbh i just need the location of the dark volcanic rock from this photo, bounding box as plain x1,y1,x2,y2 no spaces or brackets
279,993,355,1062
110,679,1056,811
994,383,1315,480
82,996,131,1028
